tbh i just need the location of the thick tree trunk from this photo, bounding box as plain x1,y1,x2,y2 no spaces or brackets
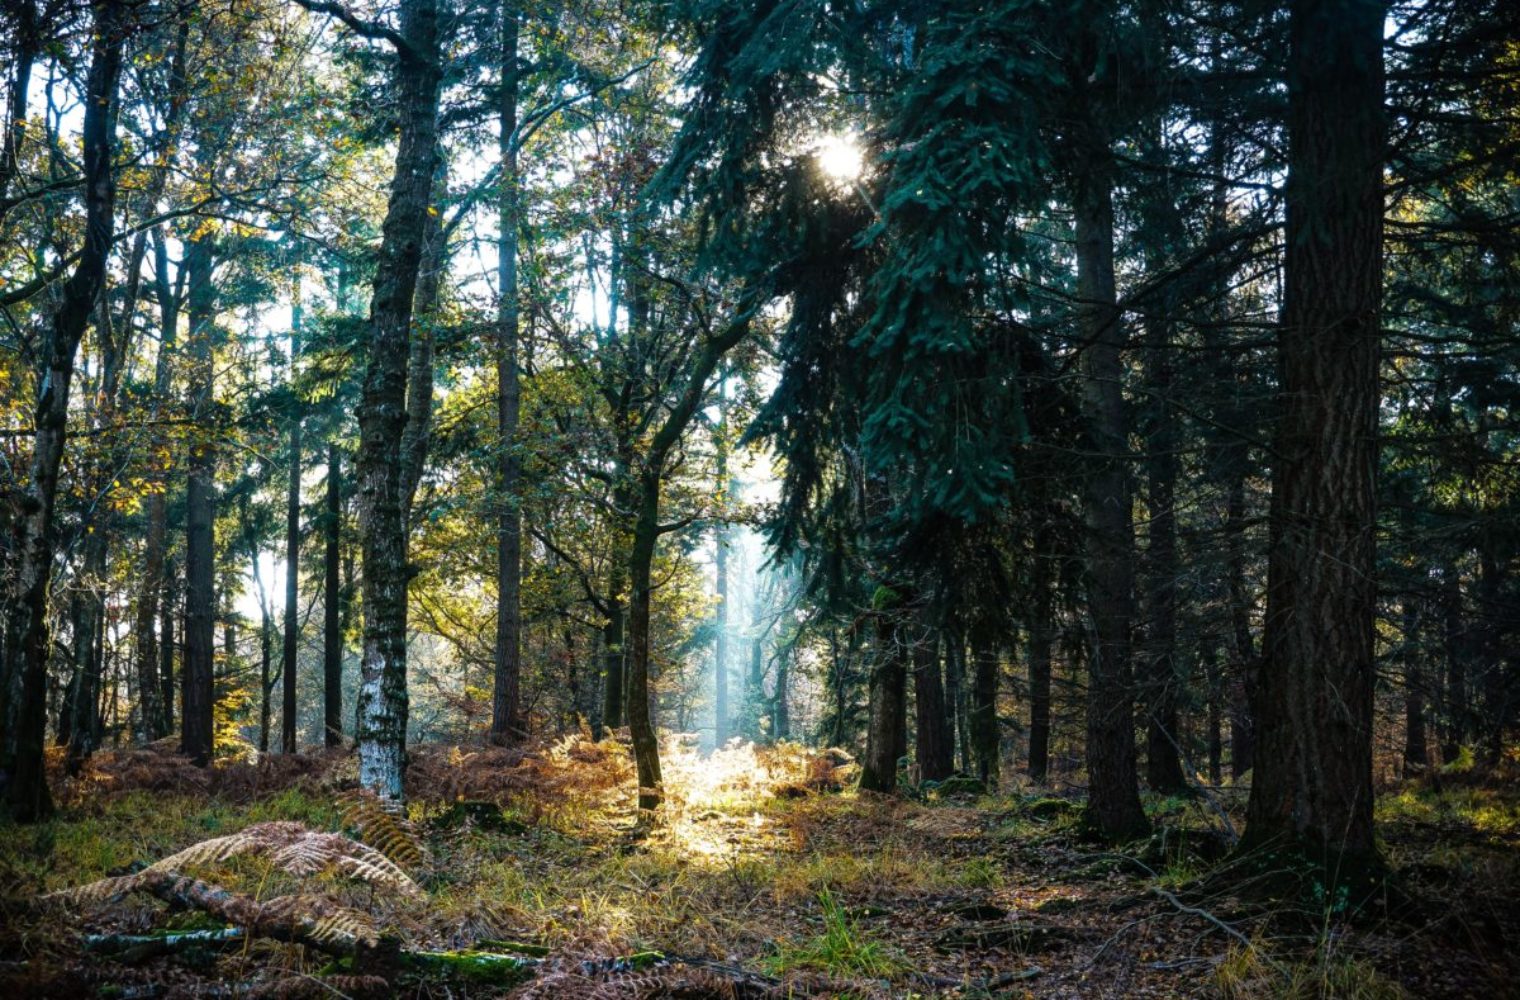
912,620,954,782
282,315,302,753
860,610,908,793
1241,0,1385,871
323,444,343,746
181,233,217,768
1073,129,1149,841
354,0,442,800
491,9,523,744
2,1,124,821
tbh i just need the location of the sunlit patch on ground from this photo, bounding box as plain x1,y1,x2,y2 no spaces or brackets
3,739,1517,998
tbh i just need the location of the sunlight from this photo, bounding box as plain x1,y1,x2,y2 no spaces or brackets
814,132,863,184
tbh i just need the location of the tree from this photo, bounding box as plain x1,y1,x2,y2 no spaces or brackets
2,0,126,821
343,0,443,801
1240,0,1386,875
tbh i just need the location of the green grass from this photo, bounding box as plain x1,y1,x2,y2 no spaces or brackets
762,888,906,979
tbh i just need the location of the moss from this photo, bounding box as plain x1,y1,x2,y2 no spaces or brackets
403,948,538,985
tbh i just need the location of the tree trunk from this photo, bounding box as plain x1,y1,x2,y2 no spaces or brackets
912,620,954,782
1072,125,1148,840
773,647,790,741
1402,599,1427,770
160,563,176,736
353,0,442,801
2,1,124,821
943,623,969,774
491,8,523,744
1440,558,1465,760
1028,555,1054,784
282,312,302,753
968,626,1000,787
0,0,36,216
714,525,729,746
181,232,217,769
323,444,343,746
1241,0,1385,871
860,609,908,793
627,472,665,809
1143,306,1186,795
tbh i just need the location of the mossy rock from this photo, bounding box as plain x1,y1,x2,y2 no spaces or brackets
930,775,987,798
1022,796,1079,820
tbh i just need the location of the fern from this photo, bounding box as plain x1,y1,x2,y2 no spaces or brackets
47,820,421,904
338,788,427,871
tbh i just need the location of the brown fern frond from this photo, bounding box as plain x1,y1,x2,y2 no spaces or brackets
48,820,420,907
338,788,426,871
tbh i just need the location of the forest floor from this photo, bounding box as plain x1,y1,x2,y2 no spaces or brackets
1,735,1516,999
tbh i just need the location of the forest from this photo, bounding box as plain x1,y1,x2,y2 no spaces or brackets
1,0,1518,996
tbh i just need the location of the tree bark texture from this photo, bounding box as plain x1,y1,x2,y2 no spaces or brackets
353,0,442,801
1242,0,1385,868
2,0,124,821
1073,128,1149,841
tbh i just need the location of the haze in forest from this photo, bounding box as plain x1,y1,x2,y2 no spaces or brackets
1,1,1518,997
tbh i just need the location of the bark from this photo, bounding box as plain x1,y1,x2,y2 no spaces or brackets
1440,558,1466,760
943,624,970,774
912,620,953,782
1072,123,1148,840
0,0,37,215
2,1,124,821
137,229,184,740
354,0,441,801
1241,0,1385,869
160,562,176,735
1401,599,1427,769
181,232,217,768
772,647,790,740
968,626,1000,787
1226,474,1255,779
714,524,729,746
491,9,523,744
324,444,343,746
253,555,273,754
1203,638,1224,785
860,609,908,793
625,313,751,809
1027,554,1054,784
282,309,303,753
1143,303,1186,794
627,471,665,808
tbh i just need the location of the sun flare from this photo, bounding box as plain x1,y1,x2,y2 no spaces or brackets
815,132,864,184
